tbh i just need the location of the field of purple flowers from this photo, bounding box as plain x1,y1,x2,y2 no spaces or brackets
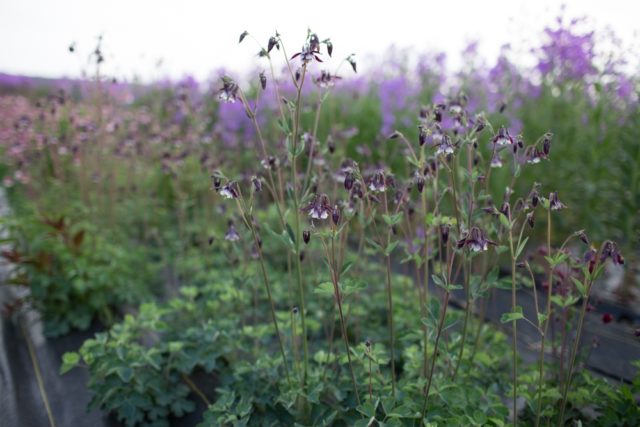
1,14,639,427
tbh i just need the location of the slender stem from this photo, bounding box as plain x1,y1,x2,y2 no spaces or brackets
382,191,397,398
181,374,211,406
321,234,361,404
558,265,598,425
535,208,553,427
237,199,292,387
508,219,519,427
452,255,471,379
21,319,58,427
289,64,310,385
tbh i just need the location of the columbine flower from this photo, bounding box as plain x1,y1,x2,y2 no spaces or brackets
291,34,322,64
219,182,239,199
314,70,341,88
457,227,495,252
490,152,503,168
267,36,279,53
218,77,239,103
600,241,624,265
303,230,311,244
435,135,455,155
225,221,240,241
261,156,279,170
302,193,332,220
368,170,387,193
251,176,262,192
492,126,514,146
549,192,566,210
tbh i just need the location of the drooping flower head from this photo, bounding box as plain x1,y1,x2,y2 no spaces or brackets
302,193,332,220
457,227,496,252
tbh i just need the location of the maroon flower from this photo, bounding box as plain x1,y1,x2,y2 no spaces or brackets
602,312,614,324
225,221,240,242
549,192,566,211
218,77,239,103
302,194,332,220
492,126,514,146
219,181,239,199
457,227,495,252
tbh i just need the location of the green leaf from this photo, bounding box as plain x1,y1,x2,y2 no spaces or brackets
115,366,133,383
60,352,80,374
515,237,529,259
571,277,587,297
384,241,399,256
499,213,511,229
500,306,524,323
382,213,403,227
313,282,335,296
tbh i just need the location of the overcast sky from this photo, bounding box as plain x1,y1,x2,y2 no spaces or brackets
2,0,639,82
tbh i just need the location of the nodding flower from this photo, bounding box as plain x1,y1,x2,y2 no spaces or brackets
211,175,222,191
267,36,279,53
344,172,355,190
549,192,566,210
251,176,262,192
332,205,340,225
219,181,239,199
526,211,535,228
492,126,514,146
225,221,240,242
457,227,496,252
261,155,279,170
259,71,267,90
414,173,425,193
600,241,624,265
302,193,332,220
218,77,239,103
368,170,387,193
435,134,455,156
542,133,552,156
314,70,341,88
490,152,504,168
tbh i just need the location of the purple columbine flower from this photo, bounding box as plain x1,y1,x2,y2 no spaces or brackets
368,171,387,193
225,222,240,241
492,126,514,146
549,192,566,210
435,135,455,156
219,181,239,199
600,241,624,265
314,70,341,88
490,152,503,168
261,156,279,170
457,227,495,252
218,77,239,104
302,194,332,220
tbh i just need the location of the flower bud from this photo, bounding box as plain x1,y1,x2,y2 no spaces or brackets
303,230,311,244
332,205,340,225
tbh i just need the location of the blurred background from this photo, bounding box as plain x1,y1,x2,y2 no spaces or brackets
2,0,639,81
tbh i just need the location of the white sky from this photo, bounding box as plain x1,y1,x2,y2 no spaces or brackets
1,0,639,82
